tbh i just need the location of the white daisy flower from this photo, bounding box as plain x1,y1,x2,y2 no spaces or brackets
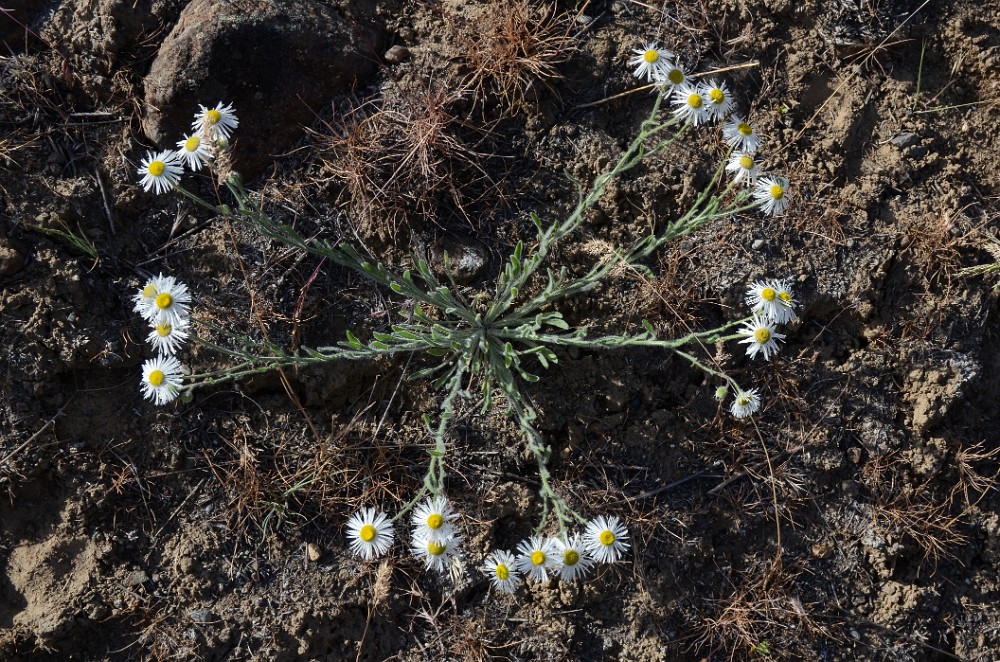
753,175,790,216
775,282,797,323
141,355,184,405
700,79,734,122
738,316,785,361
554,535,594,582
654,60,689,90
515,536,559,583
746,280,797,324
725,151,760,186
141,273,191,329
193,102,239,141
584,516,630,564
346,507,395,560
629,41,673,82
723,116,762,153
411,533,461,573
147,318,190,357
137,150,182,195
730,388,761,418
175,133,213,171
133,279,160,319
411,496,457,542
671,83,710,126
483,550,521,594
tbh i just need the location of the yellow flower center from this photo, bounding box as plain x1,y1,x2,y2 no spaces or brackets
738,122,753,137
710,88,725,104
769,184,784,200
155,293,173,309
148,161,165,177
668,69,684,85
142,284,157,298
359,524,376,542
563,549,580,566
156,324,172,337
427,540,446,556
755,328,771,344
184,136,200,152
737,394,752,406
530,550,546,566
779,291,792,303
496,564,509,581
599,530,615,546
426,513,444,530
739,155,754,170
148,369,165,387
687,93,702,109
761,288,776,302
206,109,222,124
643,49,659,63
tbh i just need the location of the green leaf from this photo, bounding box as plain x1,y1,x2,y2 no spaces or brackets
642,319,656,335
345,330,362,348
545,315,569,330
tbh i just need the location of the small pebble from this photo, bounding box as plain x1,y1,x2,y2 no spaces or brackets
384,45,411,64
307,543,322,561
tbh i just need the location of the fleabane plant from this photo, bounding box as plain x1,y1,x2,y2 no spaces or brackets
131,45,802,589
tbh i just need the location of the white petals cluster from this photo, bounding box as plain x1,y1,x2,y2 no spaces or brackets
134,273,193,405
725,279,800,418
137,150,183,194
629,41,790,216
136,102,237,193
484,515,629,594
343,496,464,575
346,507,395,560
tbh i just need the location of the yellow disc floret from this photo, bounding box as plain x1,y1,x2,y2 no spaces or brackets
156,324,172,337
359,524,376,542
148,161,165,177
668,69,684,85
496,564,509,580
710,88,725,104
643,49,659,63
599,530,615,546
427,540,446,556
779,291,792,303
739,155,754,170
426,513,444,530
148,370,165,387
155,293,173,310
687,93,703,109
761,288,776,301
184,136,201,152
142,284,158,298
530,550,546,566
738,122,753,136
563,549,580,566
206,109,222,124
755,328,771,344
769,184,784,200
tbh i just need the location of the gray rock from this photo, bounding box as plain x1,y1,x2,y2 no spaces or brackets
142,0,382,180
890,132,919,148
189,608,215,624
384,45,411,64
432,235,489,285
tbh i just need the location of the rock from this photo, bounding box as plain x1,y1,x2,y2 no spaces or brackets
189,608,215,624
142,0,382,180
124,569,149,587
431,235,489,285
0,240,26,275
384,45,411,64
306,542,322,561
890,132,919,148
